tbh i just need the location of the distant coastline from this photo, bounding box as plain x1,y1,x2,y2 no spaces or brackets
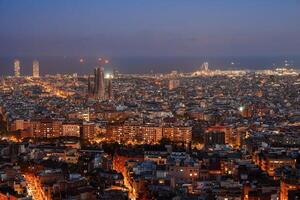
0,55,300,76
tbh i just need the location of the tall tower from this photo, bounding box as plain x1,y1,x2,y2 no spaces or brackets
94,68,99,96
87,75,92,96
113,68,119,79
107,75,113,99
32,59,40,77
201,62,209,71
14,59,21,77
94,67,105,99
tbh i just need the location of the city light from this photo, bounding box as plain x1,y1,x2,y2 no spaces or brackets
0,1,299,200
105,73,113,79
239,106,244,112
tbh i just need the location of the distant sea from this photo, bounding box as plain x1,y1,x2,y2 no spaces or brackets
1,56,300,76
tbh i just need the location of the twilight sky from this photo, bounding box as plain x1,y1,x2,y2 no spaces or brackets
1,0,300,58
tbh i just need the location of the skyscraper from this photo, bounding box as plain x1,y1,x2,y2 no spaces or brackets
113,68,119,79
32,60,39,77
87,75,92,96
14,59,21,77
201,62,209,71
107,75,113,99
94,67,105,99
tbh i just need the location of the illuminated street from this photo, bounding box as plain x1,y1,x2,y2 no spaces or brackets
24,173,44,200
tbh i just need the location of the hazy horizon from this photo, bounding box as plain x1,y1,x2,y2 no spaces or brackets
1,55,300,76
1,0,300,75
1,1,300,61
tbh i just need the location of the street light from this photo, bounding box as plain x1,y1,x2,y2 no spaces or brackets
239,106,244,112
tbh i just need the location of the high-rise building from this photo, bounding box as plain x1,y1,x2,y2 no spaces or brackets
201,62,209,71
32,59,39,77
94,67,105,99
113,68,119,79
94,68,99,96
107,77,113,99
14,59,21,77
87,75,93,96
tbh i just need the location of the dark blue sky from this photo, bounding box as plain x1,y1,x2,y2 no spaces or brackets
1,0,300,57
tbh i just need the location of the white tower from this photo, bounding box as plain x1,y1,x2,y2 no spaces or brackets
33,60,40,77
14,59,21,77
201,62,209,71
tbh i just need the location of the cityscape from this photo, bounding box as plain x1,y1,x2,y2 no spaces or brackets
1,1,300,200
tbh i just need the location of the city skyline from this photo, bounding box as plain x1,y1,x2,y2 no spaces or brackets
1,1,300,75
1,55,300,76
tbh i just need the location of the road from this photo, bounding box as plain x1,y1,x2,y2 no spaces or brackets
23,173,44,200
